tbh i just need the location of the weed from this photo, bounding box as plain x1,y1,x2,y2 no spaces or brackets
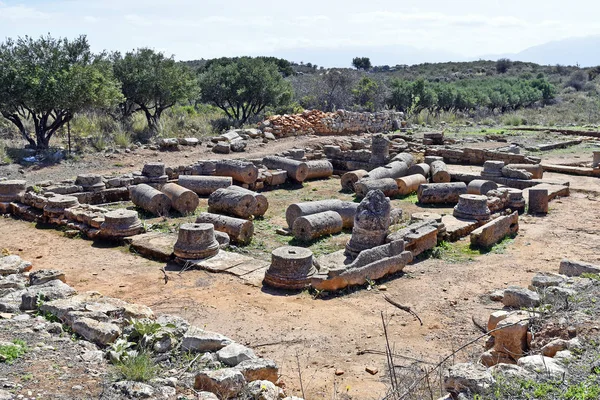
0,339,27,364
116,352,159,382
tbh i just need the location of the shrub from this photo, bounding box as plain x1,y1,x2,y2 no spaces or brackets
566,70,587,91
496,58,512,74
116,352,158,382
0,339,27,363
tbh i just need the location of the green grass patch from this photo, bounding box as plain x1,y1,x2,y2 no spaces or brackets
0,339,27,364
116,352,159,382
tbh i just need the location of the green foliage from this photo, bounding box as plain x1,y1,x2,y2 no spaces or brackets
387,76,556,114
565,70,588,91
352,57,372,71
116,352,158,382
0,339,27,364
0,34,123,149
352,77,380,111
496,58,512,74
199,57,293,125
201,56,294,77
113,48,198,136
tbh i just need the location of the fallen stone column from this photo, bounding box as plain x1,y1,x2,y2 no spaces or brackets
407,163,431,178
354,178,399,198
392,152,415,167
424,156,444,165
75,174,106,192
161,183,199,215
430,160,450,183
195,212,254,245
226,185,268,217
364,161,408,180
292,211,343,241
262,156,308,182
559,259,600,276
177,176,232,196
341,170,368,192
467,180,498,195
215,160,259,184
417,182,467,204
129,184,171,216
305,160,334,180
506,164,544,179
502,166,532,180
207,188,257,219
396,174,427,195
286,200,357,229
470,211,518,248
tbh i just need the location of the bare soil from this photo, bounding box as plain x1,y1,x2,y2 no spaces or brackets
1,134,600,399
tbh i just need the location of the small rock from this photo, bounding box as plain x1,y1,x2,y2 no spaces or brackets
502,287,540,308
517,355,566,379
194,369,246,399
365,366,378,375
217,343,257,367
334,369,345,376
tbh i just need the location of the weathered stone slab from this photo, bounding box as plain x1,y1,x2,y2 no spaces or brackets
526,183,569,201
193,251,258,273
182,325,232,353
559,259,600,276
470,212,518,248
226,261,269,277
0,255,32,276
126,232,176,262
442,215,482,241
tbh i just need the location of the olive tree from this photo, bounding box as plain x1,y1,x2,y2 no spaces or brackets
113,48,198,133
198,57,292,124
0,35,122,149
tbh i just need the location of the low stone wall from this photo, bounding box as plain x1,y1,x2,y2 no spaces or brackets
259,109,403,138
426,147,541,165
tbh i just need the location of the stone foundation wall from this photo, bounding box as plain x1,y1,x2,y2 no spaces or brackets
259,109,403,138
426,147,541,165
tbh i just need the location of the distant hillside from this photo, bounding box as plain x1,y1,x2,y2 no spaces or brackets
513,36,600,67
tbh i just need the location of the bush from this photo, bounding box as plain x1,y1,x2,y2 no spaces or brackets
566,70,587,91
0,339,27,364
496,58,512,74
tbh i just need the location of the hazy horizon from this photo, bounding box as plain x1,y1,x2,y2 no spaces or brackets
1,0,600,67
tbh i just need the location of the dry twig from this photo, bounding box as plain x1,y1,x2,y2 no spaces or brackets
384,295,423,326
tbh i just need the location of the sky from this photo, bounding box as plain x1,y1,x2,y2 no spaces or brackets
1,0,600,66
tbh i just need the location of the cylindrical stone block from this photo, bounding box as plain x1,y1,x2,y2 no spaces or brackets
195,212,254,245
430,160,450,183
226,185,268,217
417,182,467,204
528,188,549,215
392,152,415,167
0,180,26,202
161,183,199,215
505,164,544,179
424,156,444,165
174,223,220,260
370,134,390,164
292,211,343,242
142,162,166,177
593,151,600,168
177,175,233,196
129,184,171,216
365,161,408,180
396,174,427,195
262,156,308,182
481,161,505,178
453,194,491,221
354,178,399,198
407,163,431,178
305,160,333,180
207,188,257,219
75,174,105,192
100,209,144,238
215,160,259,184
264,246,315,290
43,195,79,215
341,170,369,192
286,200,358,229
507,189,526,213
467,180,498,195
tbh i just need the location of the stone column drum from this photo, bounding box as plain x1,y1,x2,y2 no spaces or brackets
75,174,106,192
467,180,498,195
174,223,220,261
507,189,526,213
341,170,369,192
481,161,505,178
142,162,168,184
453,194,491,221
161,183,199,215
178,175,233,196
528,188,549,215
99,209,144,238
292,211,343,242
263,246,316,290
43,195,80,219
369,134,390,165
345,189,391,258
396,174,427,195
407,163,431,178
